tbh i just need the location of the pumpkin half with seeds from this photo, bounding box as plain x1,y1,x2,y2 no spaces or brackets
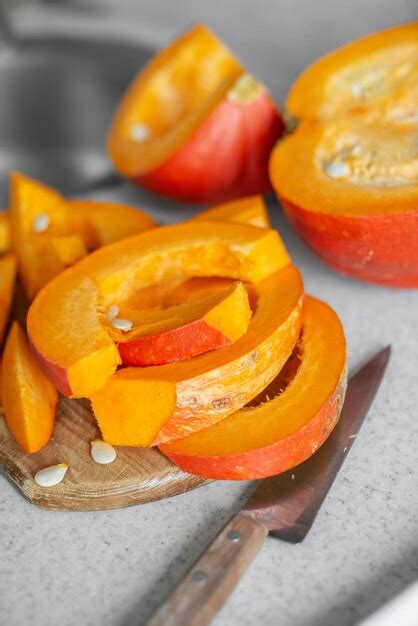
270,22,418,288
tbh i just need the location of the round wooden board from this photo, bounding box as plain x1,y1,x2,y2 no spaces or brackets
0,397,209,510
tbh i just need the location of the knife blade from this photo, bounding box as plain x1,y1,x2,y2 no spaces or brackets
148,346,391,626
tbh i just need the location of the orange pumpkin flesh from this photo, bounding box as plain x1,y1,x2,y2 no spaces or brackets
67,199,156,249
117,282,251,366
42,234,88,286
108,24,283,203
90,265,303,446
192,195,270,228
271,23,418,287
0,254,17,345
0,212,10,253
28,222,291,398
2,323,58,453
160,296,346,479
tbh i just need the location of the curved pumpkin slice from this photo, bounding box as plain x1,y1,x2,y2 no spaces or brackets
68,199,156,249
108,24,283,203
28,222,290,397
117,282,251,366
2,323,58,453
192,195,270,228
287,23,418,123
160,296,346,480
0,212,10,254
0,255,17,344
270,118,418,286
90,265,303,447
9,172,68,298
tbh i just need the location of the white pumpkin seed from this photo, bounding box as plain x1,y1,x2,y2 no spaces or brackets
32,213,50,233
34,463,68,487
324,160,350,179
91,440,117,465
131,123,150,142
106,304,120,321
111,318,133,332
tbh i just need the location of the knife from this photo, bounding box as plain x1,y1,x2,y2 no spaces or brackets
148,346,391,626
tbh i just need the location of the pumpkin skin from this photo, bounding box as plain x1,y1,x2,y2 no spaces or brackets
160,296,346,480
108,24,283,203
270,23,418,287
27,222,291,398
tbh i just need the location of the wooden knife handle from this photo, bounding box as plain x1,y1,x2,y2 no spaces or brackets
147,514,267,626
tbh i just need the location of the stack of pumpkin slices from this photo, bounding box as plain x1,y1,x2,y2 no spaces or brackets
0,173,346,480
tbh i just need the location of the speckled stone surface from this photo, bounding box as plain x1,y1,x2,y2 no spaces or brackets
1,3,418,625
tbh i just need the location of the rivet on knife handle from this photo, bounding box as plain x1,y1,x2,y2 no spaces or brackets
147,514,267,626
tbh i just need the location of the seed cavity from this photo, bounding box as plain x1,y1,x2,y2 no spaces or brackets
34,463,68,487
106,304,120,321
111,318,133,332
32,213,50,233
91,440,117,465
131,123,150,142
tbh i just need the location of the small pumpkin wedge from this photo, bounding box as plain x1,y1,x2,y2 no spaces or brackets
42,234,88,286
0,212,10,253
160,296,346,479
90,265,303,446
108,24,283,203
0,254,17,344
271,23,418,287
28,221,291,397
117,281,251,366
2,323,58,453
192,195,270,228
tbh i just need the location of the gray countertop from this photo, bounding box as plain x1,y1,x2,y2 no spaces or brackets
1,3,418,625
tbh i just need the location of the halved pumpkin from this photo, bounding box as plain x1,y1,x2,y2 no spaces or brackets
160,296,346,479
108,24,283,203
28,221,291,397
271,23,418,287
90,265,303,446
0,254,17,344
2,323,58,453
192,195,270,228
117,281,251,366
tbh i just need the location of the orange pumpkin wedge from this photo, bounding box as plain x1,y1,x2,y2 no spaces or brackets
28,222,291,398
0,254,17,344
90,265,303,446
117,282,251,366
160,296,346,479
9,172,69,299
164,276,258,311
192,195,270,228
42,234,88,286
67,199,156,249
0,212,10,253
271,23,418,287
2,323,58,453
108,24,283,203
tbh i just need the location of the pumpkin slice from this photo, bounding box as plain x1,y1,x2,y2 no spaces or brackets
2,323,58,453
160,296,346,479
9,172,68,298
108,24,283,203
117,282,251,366
271,23,418,287
0,212,10,253
67,199,156,249
90,265,303,446
192,195,270,228
28,222,290,397
0,255,17,344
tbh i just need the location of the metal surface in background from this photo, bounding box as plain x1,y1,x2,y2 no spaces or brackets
0,15,150,203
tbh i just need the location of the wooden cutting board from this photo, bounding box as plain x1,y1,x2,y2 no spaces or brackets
0,397,208,511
